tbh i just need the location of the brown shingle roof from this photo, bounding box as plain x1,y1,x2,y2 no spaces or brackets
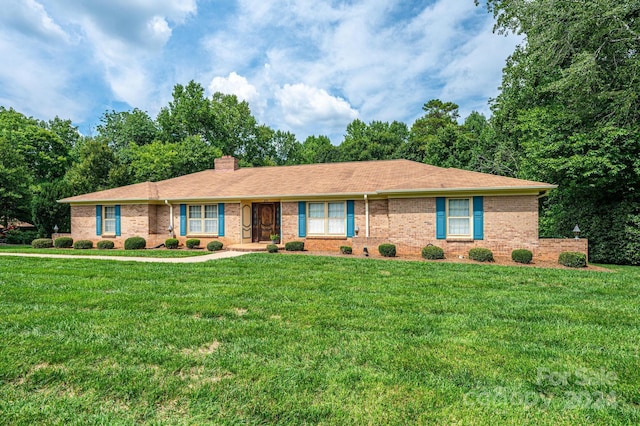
59,159,555,203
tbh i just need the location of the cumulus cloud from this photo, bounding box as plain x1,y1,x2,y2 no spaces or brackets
52,0,197,111
438,21,522,117
0,0,69,43
275,83,358,130
199,0,516,139
209,72,260,104
0,0,520,141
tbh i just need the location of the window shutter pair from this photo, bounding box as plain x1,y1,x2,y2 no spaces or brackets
298,201,354,237
179,203,225,236
435,197,483,240
95,205,120,236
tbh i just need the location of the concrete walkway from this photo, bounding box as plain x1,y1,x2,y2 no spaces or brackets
0,250,250,263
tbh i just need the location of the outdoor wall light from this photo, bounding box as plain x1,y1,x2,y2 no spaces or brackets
573,224,581,239
354,225,359,236
168,225,174,235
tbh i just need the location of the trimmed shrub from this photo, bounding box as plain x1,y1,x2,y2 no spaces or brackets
267,244,278,253
512,249,533,264
340,246,352,255
378,243,396,257
54,237,73,248
5,229,38,245
421,245,444,260
207,241,223,251
32,238,53,248
469,247,494,262
97,240,114,250
165,238,179,249
186,238,200,249
124,236,146,250
285,241,305,251
558,251,587,268
74,240,93,249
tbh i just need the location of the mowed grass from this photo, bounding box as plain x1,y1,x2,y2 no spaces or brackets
0,255,638,425
0,245,210,257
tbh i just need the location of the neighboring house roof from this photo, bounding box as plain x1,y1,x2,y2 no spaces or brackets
0,220,35,229
59,158,556,204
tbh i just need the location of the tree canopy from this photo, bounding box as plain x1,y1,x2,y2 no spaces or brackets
3,0,640,269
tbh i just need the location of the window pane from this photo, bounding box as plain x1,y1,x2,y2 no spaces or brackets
189,219,202,233
309,218,325,234
309,203,324,218
104,219,115,233
204,219,218,233
104,206,115,219
449,218,470,235
449,199,469,217
189,206,201,219
328,202,344,218
328,218,345,234
204,205,217,218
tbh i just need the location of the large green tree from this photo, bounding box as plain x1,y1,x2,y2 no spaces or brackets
339,119,408,161
64,138,123,195
401,100,473,168
300,135,339,164
97,108,158,153
482,0,640,263
0,136,31,226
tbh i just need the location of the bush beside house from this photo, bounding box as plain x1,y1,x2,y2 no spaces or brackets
124,237,146,250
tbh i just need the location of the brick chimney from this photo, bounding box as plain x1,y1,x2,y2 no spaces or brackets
214,156,239,171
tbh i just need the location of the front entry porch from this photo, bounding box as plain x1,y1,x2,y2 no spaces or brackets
241,202,281,243
228,242,285,252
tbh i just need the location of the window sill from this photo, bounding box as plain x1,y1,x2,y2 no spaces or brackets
187,234,219,238
446,237,474,242
101,235,116,239
306,236,348,240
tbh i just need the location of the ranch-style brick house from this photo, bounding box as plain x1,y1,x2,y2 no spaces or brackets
59,156,587,259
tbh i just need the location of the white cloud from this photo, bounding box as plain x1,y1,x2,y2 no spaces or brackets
208,72,260,105
0,0,519,142
438,21,522,117
0,36,83,121
0,0,69,43
275,83,358,130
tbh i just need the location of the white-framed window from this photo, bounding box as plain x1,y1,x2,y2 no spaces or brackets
103,206,116,235
447,198,472,238
308,202,346,236
188,204,218,235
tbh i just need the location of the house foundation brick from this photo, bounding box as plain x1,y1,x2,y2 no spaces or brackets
69,196,587,262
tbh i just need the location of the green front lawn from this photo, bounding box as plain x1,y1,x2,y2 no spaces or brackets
0,255,638,424
0,245,210,258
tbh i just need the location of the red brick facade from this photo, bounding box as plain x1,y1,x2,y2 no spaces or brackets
69,195,587,260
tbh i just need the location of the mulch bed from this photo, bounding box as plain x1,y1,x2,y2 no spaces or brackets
280,250,612,272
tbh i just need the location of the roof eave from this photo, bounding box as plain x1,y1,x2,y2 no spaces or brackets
376,185,557,197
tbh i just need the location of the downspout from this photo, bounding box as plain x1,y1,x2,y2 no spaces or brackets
165,200,174,237
364,194,370,238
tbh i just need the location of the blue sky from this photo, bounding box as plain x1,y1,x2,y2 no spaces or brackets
0,0,520,142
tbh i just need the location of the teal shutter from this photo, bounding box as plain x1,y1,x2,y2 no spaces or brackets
96,205,102,236
115,205,121,236
218,203,225,236
346,200,355,237
180,204,187,236
473,196,484,240
436,197,446,240
298,202,306,237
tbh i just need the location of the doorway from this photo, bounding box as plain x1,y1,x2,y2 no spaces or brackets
252,203,281,242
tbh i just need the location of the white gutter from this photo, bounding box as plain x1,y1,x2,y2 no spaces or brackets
165,200,174,237
364,194,370,238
